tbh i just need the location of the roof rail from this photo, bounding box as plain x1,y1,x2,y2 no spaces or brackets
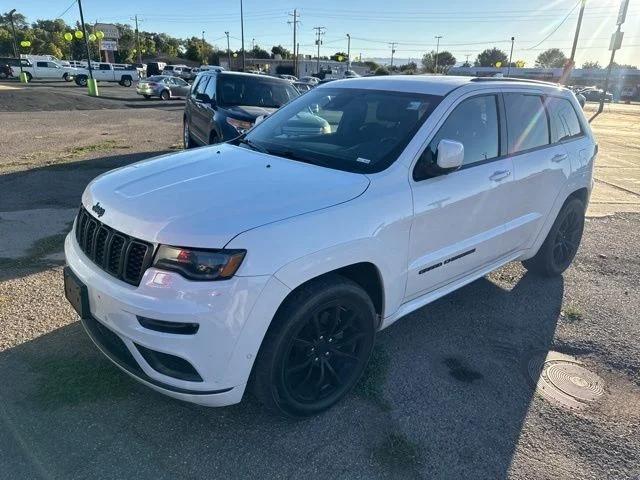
470,77,563,87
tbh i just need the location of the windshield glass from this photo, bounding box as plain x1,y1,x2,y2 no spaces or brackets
243,87,442,173
217,75,299,109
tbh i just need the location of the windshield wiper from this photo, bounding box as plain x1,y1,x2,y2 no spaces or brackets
237,137,270,154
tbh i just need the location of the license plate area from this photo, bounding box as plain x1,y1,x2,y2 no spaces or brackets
64,267,91,318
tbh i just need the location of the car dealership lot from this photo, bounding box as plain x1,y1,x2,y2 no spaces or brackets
1,81,639,479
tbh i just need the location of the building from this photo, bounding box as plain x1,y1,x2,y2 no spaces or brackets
220,57,369,78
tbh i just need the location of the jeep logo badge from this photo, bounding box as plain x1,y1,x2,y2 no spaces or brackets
92,202,105,218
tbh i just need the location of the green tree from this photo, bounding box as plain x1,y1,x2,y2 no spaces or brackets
249,44,270,59
271,44,291,59
422,50,456,73
474,47,508,67
331,51,348,62
535,48,567,68
374,66,389,75
581,60,601,69
399,61,417,72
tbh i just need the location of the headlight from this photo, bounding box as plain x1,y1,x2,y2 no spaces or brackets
226,117,254,133
153,246,246,281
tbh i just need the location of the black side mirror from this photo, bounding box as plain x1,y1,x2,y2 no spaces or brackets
195,93,210,103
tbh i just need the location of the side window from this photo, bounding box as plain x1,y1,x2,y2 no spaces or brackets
191,76,209,98
204,75,217,100
546,97,583,143
504,93,549,153
99,63,111,70
416,95,500,180
36,62,47,68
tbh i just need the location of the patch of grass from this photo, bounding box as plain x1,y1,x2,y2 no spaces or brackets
29,355,133,408
168,142,184,150
562,305,584,322
372,432,422,472
17,141,131,167
355,344,391,410
62,140,131,159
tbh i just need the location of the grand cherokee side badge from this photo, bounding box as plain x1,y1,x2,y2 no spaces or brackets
92,202,105,218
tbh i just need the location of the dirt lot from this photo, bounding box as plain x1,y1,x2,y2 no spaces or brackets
0,81,639,479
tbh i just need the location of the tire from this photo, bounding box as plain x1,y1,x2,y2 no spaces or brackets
24,72,32,82
160,89,170,100
120,76,132,87
63,72,72,82
208,132,221,145
143,94,150,99
75,75,87,87
252,274,377,417
522,197,585,277
183,119,195,149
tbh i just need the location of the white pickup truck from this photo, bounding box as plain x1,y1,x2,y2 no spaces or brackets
74,62,139,87
20,59,78,82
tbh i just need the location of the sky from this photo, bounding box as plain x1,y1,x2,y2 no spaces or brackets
13,0,640,67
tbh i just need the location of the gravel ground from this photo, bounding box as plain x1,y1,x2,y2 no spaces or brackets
0,84,639,479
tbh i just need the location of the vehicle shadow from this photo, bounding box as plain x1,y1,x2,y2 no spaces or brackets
0,150,171,282
0,269,563,479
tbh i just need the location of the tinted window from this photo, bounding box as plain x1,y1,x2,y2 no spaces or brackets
36,62,47,68
99,64,111,70
244,87,441,173
217,75,299,108
504,93,549,153
423,95,500,170
204,75,217,99
546,97,582,142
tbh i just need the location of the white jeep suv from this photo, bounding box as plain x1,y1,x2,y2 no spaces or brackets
64,76,596,416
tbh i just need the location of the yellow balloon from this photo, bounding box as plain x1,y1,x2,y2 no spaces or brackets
20,40,31,47
96,31,105,40
75,30,84,39
337,55,344,62
64,32,73,41
495,61,502,68
89,33,96,41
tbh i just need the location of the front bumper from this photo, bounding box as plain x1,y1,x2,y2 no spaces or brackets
64,232,284,406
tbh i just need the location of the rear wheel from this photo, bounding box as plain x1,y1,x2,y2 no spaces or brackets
75,75,87,87
143,94,150,99
120,76,132,87
252,274,376,417
63,72,72,82
160,89,170,100
522,197,585,277
183,119,194,149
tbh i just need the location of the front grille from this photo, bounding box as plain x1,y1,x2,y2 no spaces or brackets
75,207,154,286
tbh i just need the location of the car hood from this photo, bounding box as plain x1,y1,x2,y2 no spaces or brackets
83,144,370,248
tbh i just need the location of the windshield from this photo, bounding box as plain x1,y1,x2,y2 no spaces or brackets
146,76,166,82
217,75,299,109
243,87,442,173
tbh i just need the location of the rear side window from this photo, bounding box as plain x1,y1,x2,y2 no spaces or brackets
504,93,549,153
191,76,209,97
546,97,583,142
36,62,47,68
427,95,500,167
204,75,217,100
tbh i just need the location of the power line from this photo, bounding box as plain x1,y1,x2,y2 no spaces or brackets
526,0,582,50
56,0,77,19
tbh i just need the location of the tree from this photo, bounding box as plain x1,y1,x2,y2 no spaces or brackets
581,61,601,69
331,51,348,62
612,62,637,69
422,50,456,73
362,60,380,72
271,44,291,59
475,48,508,67
249,44,270,59
535,48,567,68
399,61,417,72
0,11,28,29
461,60,472,67
374,66,389,76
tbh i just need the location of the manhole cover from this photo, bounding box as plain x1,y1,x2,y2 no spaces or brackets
528,351,605,410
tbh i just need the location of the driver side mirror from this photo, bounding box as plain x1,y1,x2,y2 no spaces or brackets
255,113,270,126
436,139,464,170
195,92,210,103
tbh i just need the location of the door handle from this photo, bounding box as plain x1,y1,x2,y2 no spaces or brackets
489,170,511,181
552,153,568,163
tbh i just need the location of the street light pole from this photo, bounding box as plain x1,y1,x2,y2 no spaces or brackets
225,31,231,70
240,0,245,71
347,33,351,70
434,35,442,73
507,36,515,77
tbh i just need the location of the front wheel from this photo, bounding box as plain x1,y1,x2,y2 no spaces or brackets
183,119,194,149
522,197,585,277
63,72,72,82
160,89,170,100
252,274,377,417
75,75,87,87
120,77,132,87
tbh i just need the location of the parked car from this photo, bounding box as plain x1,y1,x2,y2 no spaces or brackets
146,62,167,77
64,76,595,417
292,81,313,93
344,70,360,78
199,65,225,73
74,62,139,87
621,86,636,101
136,75,190,100
277,74,298,82
579,87,612,102
299,76,319,86
183,71,299,146
162,65,195,81
20,59,77,82
0,63,12,79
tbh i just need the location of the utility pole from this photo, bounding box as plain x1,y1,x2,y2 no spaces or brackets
225,31,231,70
240,0,245,71
202,30,206,64
313,26,326,75
296,42,300,76
131,15,142,64
507,36,515,77
597,0,629,115
434,35,442,73
346,33,351,70
77,0,97,95
288,9,299,76
389,42,397,68
465,54,470,66
563,0,587,84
